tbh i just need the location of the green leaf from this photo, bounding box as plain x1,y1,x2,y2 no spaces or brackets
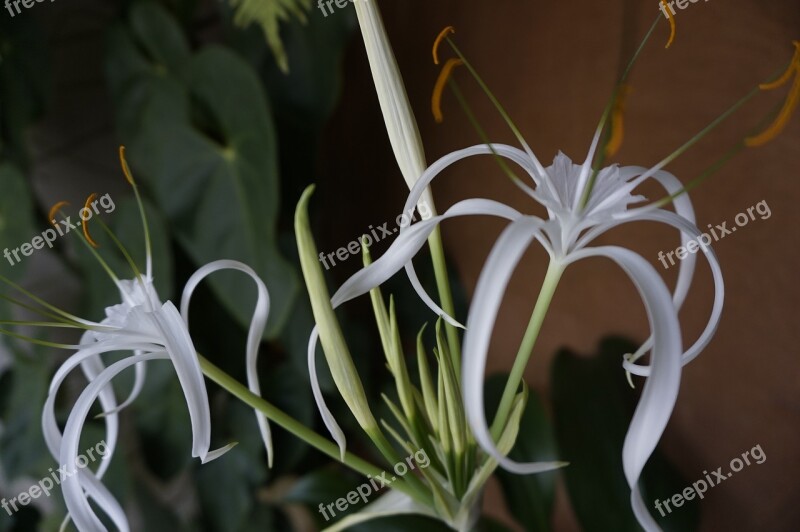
226,0,311,73
484,374,557,532
0,164,35,281
106,5,299,337
551,337,699,532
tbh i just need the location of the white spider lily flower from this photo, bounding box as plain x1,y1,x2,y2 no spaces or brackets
0,149,274,532
318,137,723,529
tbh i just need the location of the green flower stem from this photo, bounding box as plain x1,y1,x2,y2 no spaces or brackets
490,261,564,439
197,355,431,506
427,225,461,374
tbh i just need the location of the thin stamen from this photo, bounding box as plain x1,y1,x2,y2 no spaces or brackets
660,0,676,49
82,193,100,248
48,201,69,225
433,26,455,65
120,146,153,279
432,58,464,123
605,85,632,157
745,43,800,147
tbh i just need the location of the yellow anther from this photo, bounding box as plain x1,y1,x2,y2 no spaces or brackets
746,42,800,147
433,26,455,65
759,41,800,91
605,85,632,157
660,0,676,49
48,201,69,225
432,58,463,123
746,74,800,147
119,146,135,185
83,193,100,248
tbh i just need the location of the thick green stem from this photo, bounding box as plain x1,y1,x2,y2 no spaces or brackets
427,226,461,375
198,356,431,506
490,261,564,439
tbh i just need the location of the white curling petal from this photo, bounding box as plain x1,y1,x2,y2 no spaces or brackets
565,246,682,532
620,209,724,376
401,143,542,221
332,198,525,328
321,490,437,532
153,301,228,463
307,326,347,459
60,351,168,532
462,217,564,474
97,358,147,417
181,260,273,466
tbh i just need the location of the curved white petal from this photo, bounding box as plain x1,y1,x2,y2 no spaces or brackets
401,143,543,222
180,260,273,466
154,301,229,463
321,490,437,532
332,198,526,328
620,209,724,376
308,327,348,460
576,169,701,366
97,357,147,417
565,246,683,532
462,217,564,474
60,351,168,532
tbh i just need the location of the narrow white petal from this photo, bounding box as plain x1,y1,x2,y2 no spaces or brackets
60,351,168,532
462,217,564,474
97,357,147,417
153,301,223,462
331,198,525,328
321,490,437,532
621,209,724,375
401,143,542,222
308,326,347,460
565,246,682,532
181,260,274,466
576,169,701,365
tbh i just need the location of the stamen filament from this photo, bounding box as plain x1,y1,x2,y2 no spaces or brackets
432,58,463,123
432,26,455,65
660,0,676,49
605,85,632,157
82,193,100,248
759,41,800,90
120,146,153,279
48,201,69,226
746,64,800,146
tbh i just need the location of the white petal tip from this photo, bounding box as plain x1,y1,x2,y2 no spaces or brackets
201,442,238,464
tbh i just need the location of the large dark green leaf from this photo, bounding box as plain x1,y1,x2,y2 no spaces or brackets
106,1,298,338
484,374,557,532
551,337,699,532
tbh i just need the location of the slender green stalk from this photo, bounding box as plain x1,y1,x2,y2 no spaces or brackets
427,226,461,374
198,355,432,506
490,261,564,439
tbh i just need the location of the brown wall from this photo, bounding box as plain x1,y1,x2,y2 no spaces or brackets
321,1,800,530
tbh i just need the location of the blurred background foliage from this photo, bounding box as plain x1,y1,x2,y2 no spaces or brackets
0,1,696,530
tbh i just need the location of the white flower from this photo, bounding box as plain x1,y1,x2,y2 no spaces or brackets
317,133,723,530
0,149,275,532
